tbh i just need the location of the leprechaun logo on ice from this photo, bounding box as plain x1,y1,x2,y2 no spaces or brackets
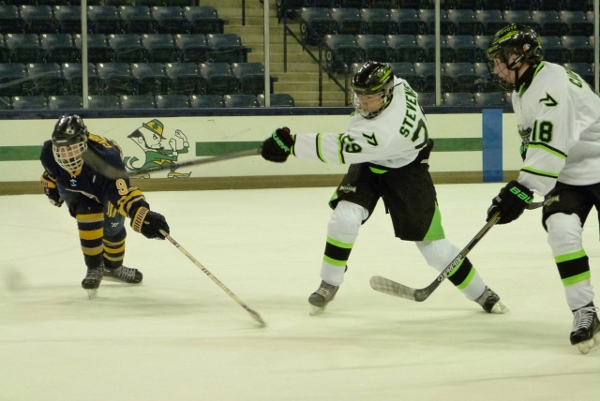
124,119,191,179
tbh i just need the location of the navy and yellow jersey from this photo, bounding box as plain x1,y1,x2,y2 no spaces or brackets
40,133,148,218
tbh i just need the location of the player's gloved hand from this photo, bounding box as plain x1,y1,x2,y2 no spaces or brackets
487,180,533,225
130,207,170,240
261,127,294,162
41,171,63,207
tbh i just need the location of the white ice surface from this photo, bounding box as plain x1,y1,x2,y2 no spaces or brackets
1,183,599,401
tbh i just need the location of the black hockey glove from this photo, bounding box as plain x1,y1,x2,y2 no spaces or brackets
487,180,533,225
261,127,294,162
41,171,63,207
130,206,170,240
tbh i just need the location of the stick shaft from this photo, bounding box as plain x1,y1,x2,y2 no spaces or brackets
160,231,266,327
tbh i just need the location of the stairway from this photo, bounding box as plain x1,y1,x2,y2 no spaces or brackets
202,0,350,107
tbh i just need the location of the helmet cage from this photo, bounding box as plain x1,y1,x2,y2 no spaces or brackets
487,25,542,91
51,115,88,173
352,62,394,119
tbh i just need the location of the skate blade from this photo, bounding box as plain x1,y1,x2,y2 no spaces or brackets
490,301,509,314
86,289,98,300
309,305,326,316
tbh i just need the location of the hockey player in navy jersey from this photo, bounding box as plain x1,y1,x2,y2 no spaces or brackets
40,115,170,298
261,61,508,316
486,24,600,353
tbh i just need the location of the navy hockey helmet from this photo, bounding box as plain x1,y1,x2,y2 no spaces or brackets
487,24,543,90
51,114,88,173
352,61,394,119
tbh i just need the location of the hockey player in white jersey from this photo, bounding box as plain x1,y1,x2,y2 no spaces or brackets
486,24,600,353
260,61,508,316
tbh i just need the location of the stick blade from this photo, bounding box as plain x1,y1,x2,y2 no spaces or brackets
370,275,420,301
246,308,267,327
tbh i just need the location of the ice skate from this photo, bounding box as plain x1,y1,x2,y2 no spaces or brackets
308,280,339,316
475,287,508,314
570,303,600,354
103,265,143,284
81,266,103,299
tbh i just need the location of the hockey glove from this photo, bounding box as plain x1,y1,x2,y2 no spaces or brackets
41,171,63,207
261,127,294,162
487,180,533,225
130,207,170,240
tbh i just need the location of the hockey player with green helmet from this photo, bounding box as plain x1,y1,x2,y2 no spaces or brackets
486,24,600,353
260,61,508,317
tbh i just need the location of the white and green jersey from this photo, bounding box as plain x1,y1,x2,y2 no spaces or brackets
513,62,600,196
293,77,430,169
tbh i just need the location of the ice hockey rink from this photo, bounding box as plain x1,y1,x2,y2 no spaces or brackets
1,183,599,401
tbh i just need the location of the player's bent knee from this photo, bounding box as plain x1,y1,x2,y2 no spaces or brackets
546,213,583,254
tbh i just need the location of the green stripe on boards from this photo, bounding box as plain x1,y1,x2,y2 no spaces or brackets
0,139,482,162
195,141,262,156
0,146,42,161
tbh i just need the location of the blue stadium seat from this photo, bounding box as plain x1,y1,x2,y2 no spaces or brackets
444,92,476,106
417,34,455,62
141,33,178,63
199,62,239,95
448,9,483,36
532,10,569,36
257,93,295,107
53,5,81,34
223,94,259,108
389,9,427,35
299,8,338,46
415,62,452,92
165,62,205,95
27,62,64,96
476,10,506,36
540,35,570,63
387,34,426,62
131,62,168,95
561,35,594,63
474,92,507,107
445,62,478,92
206,33,250,63
508,0,536,10
62,62,101,95
537,0,566,10
155,94,190,108
473,61,499,92
152,6,188,34
11,95,47,109
118,6,155,34
563,62,593,86
323,34,365,74
454,0,482,8
0,5,24,34
74,34,113,63
331,8,366,35
88,5,121,34
0,63,27,96
389,61,423,91
48,95,83,109
174,33,209,63
0,95,11,109
5,33,43,63
87,94,120,109
502,11,540,33
108,33,145,63
560,10,593,36
20,5,57,34
356,34,392,63
360,8,398,35
416,92,436,106
96,62,135,95
120,94,156,109
231,62,275,95
183,6,227,34
419,9,456,35
40,33,79,64
190,94,224,108
446,35,483,63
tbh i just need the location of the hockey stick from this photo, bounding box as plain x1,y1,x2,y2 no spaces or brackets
82,148,261,180
160,230,267,327
370,211,501,302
